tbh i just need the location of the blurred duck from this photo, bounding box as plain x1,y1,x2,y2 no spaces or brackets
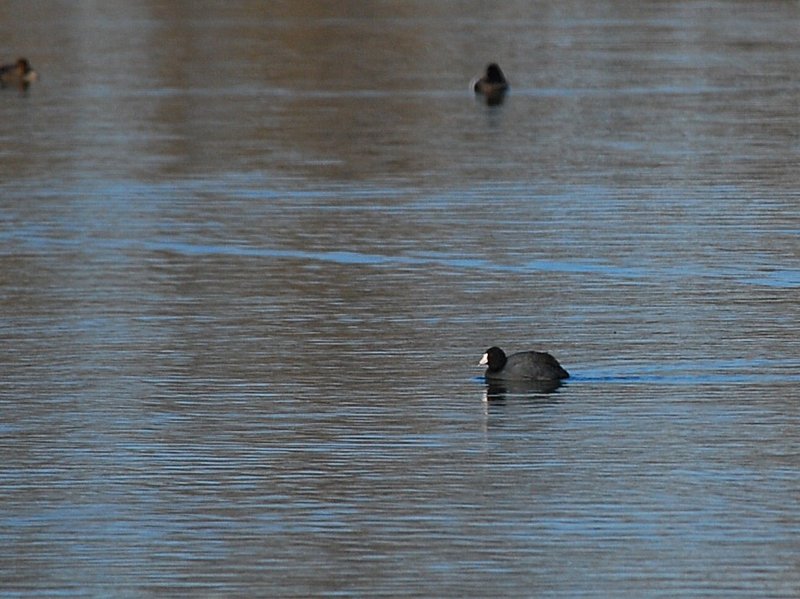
0,58,38,88
472,63,508,104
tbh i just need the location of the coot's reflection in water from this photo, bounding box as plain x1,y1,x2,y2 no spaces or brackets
483,378,565,401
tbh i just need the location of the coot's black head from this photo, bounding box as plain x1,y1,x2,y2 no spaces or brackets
479,346,507,372
485,63,506,84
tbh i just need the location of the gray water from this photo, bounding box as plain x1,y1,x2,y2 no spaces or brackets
2,2,800,597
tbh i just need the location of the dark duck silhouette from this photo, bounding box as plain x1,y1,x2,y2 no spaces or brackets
472,63,508,105
0,58,38,89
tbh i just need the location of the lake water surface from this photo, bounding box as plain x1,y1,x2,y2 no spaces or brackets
2,1,800,596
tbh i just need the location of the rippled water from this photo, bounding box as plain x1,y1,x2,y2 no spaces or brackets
2,2,800,596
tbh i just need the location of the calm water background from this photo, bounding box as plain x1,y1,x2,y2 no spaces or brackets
2,1,800,596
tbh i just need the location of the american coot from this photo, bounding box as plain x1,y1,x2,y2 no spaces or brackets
479,346,569,382
0,58,38,87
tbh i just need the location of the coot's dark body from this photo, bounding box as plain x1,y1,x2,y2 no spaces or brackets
480,346,569,382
